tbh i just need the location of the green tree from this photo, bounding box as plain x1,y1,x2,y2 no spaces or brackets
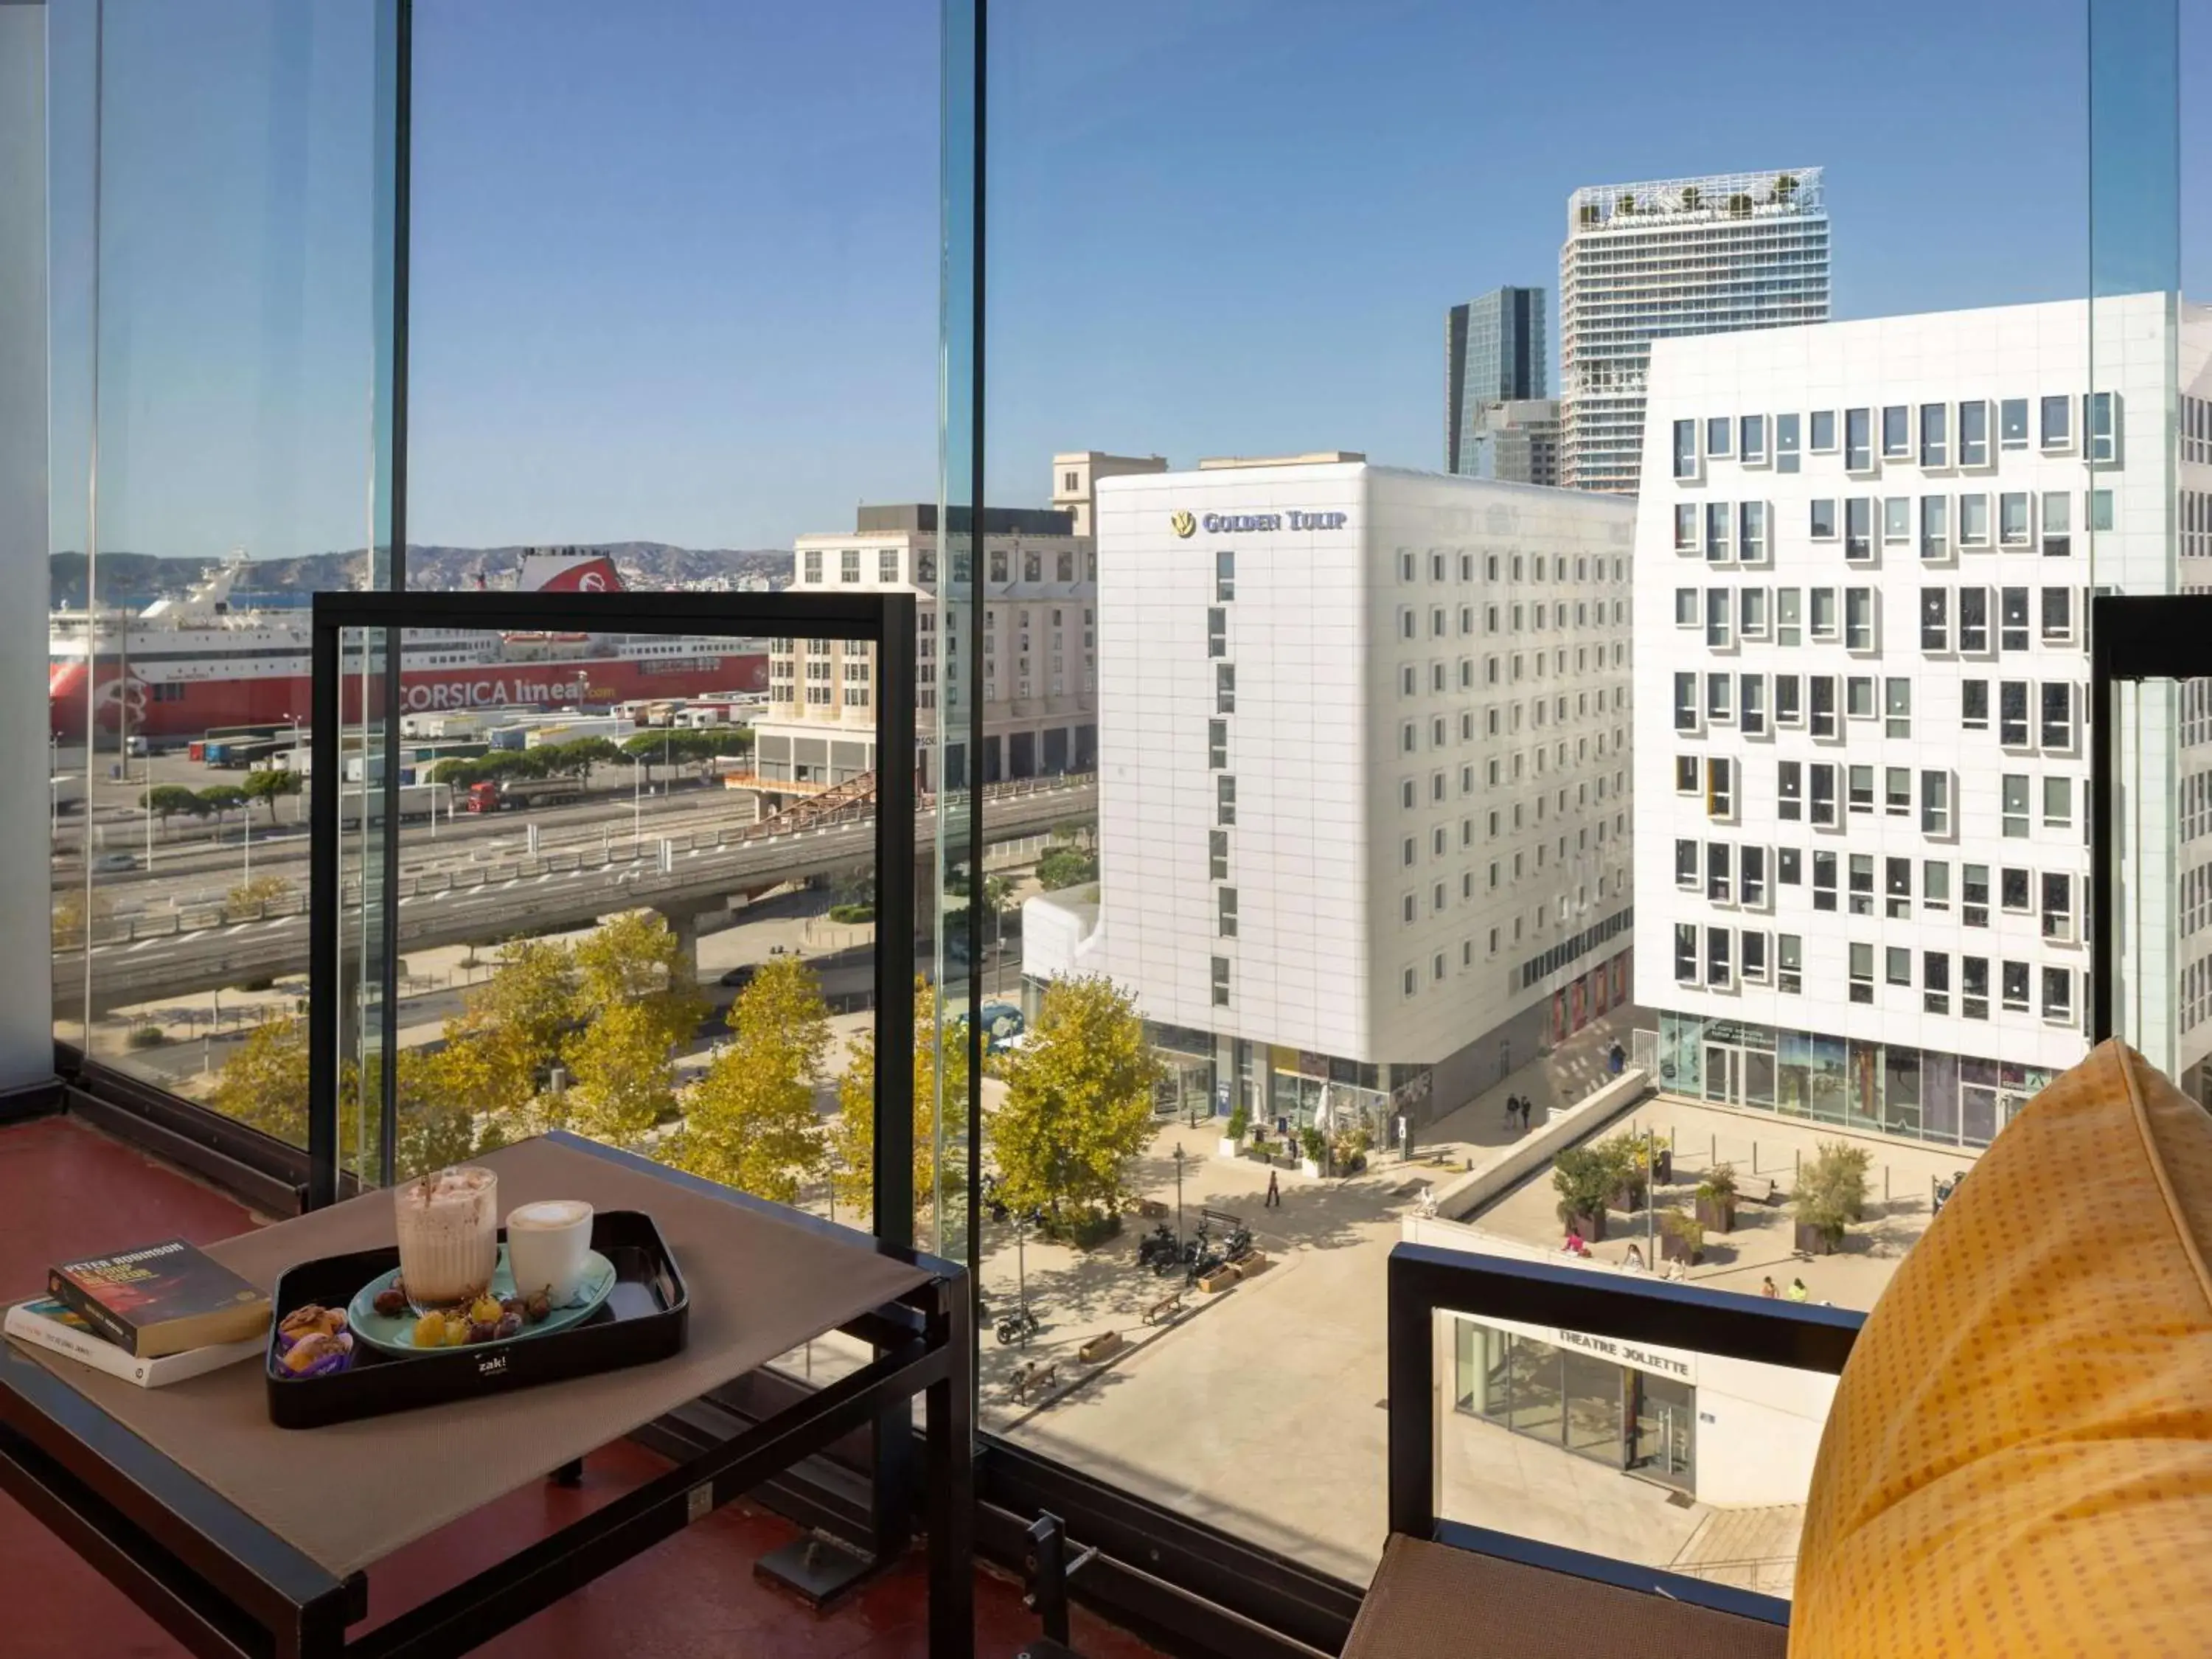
1793,1141,1874,1248
1035,846,1097,890
552,734,622,787
228,873,296,911
990,975,1159,1226
429,938,580,1133
140,784,206,834
675,957,832,1200
564,999,684,1149
196,782,248,819
209,1015,315,1141
830,977,969,1222
243,765,303,825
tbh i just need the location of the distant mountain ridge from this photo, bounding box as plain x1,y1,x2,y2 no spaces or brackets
50,543,793,610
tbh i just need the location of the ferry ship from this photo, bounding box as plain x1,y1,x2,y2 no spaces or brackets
49,550,770,742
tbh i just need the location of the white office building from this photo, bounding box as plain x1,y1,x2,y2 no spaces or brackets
1633,295,2212,1143
1561,170,1830,494
1024,456,1637,1133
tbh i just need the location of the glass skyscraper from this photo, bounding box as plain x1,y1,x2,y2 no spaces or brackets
1445,286,1548,475
1560,168,1831,493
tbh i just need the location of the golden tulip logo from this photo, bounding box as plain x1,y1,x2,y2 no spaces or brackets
1169,511,1197,539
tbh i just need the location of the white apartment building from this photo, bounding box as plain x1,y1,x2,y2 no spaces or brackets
753,493,1103,796
1634,295,2212,1146
1051,451,1167,538
1025,457,1637,1134
1561,170,1829,495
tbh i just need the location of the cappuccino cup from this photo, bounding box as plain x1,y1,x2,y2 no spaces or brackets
506,1200,595,1307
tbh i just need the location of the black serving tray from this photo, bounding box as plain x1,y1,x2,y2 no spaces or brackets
265,1208,686,1429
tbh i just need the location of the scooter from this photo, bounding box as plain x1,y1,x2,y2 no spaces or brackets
1137,1222,1181,1276
1222,1224,1255,1264
995,1301,1041,1346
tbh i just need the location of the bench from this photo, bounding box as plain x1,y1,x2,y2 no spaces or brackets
1739,1175,1781,1206
1347,1244,1863,1658
1143,1290,1183,1326
1010,1360,1060,1405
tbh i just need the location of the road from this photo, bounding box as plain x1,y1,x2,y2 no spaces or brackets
63,778,1093,1012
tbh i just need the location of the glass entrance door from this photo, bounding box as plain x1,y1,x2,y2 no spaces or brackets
1703,1042,1745,1105
1630,1374,1697,1490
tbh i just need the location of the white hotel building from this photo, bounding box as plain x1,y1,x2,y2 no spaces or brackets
1026,456,1636,1133
1634,295,2212,1142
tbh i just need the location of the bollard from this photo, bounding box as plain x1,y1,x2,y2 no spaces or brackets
1885,1165,1891,1203
1711,1133,1717,1166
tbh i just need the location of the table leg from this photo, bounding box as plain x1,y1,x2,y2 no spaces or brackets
925,1284,974,1658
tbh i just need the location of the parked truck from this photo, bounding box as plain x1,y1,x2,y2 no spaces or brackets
463,776,585,813
330,782,448,830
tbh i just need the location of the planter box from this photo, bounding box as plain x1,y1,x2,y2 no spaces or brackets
1794,1220,1841,1256
1218,1137,1244,1159
1568,1209,1607,1242
1196,1264,1242,1294
1609,1183,1646,1214
1658,1229,1703,1266
1235,1251,1269,1277
1694,1195,1736,1234
1652,1148,1674,1186
1298,1158,1324,1180
1078,1331,1123,1364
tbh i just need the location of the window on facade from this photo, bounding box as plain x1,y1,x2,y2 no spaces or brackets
1705,587,1731,647
1964,956,1992,1018
1217,663,1234,712
2042,681,2073,749
1742,931,1768,981
1960,588,1989,652
1217,774,1237,824
1212,957,1231,1007
1705,927,1732,986
1739,587,1768,638
1811,409,1837,452
1219,887,1239,939
2090,488,2115,532
804,549,824,582
2041,394,2073,450
1812,850,1840,912
1674,672,1698,732
1848,765,1875,816
1706,757,1733,818
1884,497,1911,545
1849,942,1875,1002
1674,503,1699,552
1999,587,2031,652
1924,860,1951,910
1885,766,1912,819
1216,549,1235,601
1776,587,1801,647
1775,412,1801,473
1674,924,1698,983
1675,838,1699,888
1706,672,1732,723
1707,842,1732,902
1741,414,1767,464
1921,495,1950,560
1844,588,1874,650
2002,773,2031,837
1778,933,1804,993
1959,493,1991,546
1208,830,1229,881
1810,763,1837,826
1809,674,1837,739
1809,498,1838,540
1882,404,1910,459
2040,585,2073,643
1959,399,1991,465
1705,501,1731,561
2001,866,2032,915
1924,950,1952,1015
1885,946,1912,989
1883,855,1913,918
1742,845,1767,907
1962,679,1990,728
2042,872,2073,942
1705,415,1733,459
1999,493,2032,549
2087,392,2117,462
841,548,863,582
2003,960,2032,1012
1741,674,1766,735
2000,680,2030,746
2043,775,2073,830
1920,402,1950,466
2043,967,2074,1022
1672,419,1697,479
1675,755,1700,794
1921,770,1952,835
2000,397,2030,449
1738,501,1767,562
1844,407,1872,470
1843,498,1874,560
1964,863,1992,927
1882,680,1913,741
1778,759,1803,820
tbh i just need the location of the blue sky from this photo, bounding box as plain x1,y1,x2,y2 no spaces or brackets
50,0,2211,560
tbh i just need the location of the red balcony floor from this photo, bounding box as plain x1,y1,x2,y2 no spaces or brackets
0,1114,1162,1659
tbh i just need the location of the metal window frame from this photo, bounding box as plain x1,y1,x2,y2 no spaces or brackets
2090,591,2212,1040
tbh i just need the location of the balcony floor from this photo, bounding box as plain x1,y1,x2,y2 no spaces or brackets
0,1113,1161,1659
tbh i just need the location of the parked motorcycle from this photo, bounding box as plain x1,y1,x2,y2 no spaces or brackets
1222,1225,1254,1264
995,1301,1041,1346
1137,1223,1181,1276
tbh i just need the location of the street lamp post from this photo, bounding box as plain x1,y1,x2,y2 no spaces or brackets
1014,1208,1030,1349
1172,1141,1187,1254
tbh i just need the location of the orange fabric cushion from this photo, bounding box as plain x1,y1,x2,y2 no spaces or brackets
1791,1040,2212,1658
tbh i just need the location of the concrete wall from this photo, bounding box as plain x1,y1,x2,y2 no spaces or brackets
0,6,52,1089
1402,1211,1836,1509
1423,1067,1651,1220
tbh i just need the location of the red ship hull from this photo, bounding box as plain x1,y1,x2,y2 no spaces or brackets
49,653,768,742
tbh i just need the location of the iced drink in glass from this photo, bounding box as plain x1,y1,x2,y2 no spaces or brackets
394,1165,499,1314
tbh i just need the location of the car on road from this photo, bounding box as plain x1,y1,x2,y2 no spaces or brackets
718,964,758,990
91,851,139,873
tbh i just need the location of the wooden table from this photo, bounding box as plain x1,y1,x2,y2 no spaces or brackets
0,1133,974,1658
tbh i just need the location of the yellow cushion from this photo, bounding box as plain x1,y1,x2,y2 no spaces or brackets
1791,1040,2212,1658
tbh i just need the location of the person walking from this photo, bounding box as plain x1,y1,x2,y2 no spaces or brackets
1760,1275,1779,1298
1787,1277,1810,1302
1265,1167,1281,1208
1504,1093,1520,1128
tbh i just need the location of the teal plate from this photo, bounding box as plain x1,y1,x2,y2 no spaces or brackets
345,1248,617,1359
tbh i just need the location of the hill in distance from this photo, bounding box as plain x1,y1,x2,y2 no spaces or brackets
50,543,793,610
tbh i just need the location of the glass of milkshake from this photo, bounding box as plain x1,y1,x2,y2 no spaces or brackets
394,1165,499,1315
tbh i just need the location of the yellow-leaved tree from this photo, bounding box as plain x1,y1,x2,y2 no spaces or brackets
675,956,829,1202
430,938,579,1137
829,977,969,1228
563,912,705,1149
990,975,1160,1231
